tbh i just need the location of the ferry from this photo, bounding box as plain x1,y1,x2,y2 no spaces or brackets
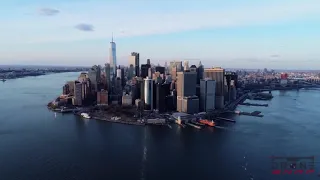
80,113,91,119
199,119,215,127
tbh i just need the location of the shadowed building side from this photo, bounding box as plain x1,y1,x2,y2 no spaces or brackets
204,67,225,109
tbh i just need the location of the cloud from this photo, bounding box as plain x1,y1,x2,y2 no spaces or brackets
3,0,320,44
74,23,94,32
39,8,60,16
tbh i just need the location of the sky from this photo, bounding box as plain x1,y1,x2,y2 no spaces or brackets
1,0,320,69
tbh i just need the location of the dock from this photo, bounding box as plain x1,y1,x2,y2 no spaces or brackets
91,116,146,126
237,111,264,117
215,117,236,123
186,122,202,129
239,102,268,107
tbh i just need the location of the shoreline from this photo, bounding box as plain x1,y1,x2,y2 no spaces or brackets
2,71,84,80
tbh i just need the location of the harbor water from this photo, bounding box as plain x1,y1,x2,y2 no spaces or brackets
0,72,319,180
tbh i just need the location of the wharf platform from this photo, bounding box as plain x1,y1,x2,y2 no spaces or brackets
239,103,268,107
92,116,146,126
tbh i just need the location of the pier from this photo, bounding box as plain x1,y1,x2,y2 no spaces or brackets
215,117,236,123
91,116,146,126
186,122,202,129
239,102,268,107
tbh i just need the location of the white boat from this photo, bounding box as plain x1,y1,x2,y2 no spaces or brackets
111,116,121,120
80,113,91,119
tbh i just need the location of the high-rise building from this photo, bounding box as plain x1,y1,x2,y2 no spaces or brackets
144,77,154,110
176,71,197,97
73,81,82,106
122,93,132,106
129,52,140,77
170,61,182,72
176,71,197,113
164,61,169,74
117,66,122,79
197,61,204,84
78,72,88,82
140,64,151,78
88,65,100,92
182,96,199,114
156,83,170,113
204,67,225,109
62,84,70,95
171,66,177,81
225,72,238,102
97,89,108,105
128,64,134,80
190,65,197,73
148,68,152,79
140,79,145,101
155,66,165,74
200,79,216,112
147,59,151,65
121,68,125,87
184,61,189,71
105,63,111,93
67,81,75,96
109,35,117,75
81,80,90,101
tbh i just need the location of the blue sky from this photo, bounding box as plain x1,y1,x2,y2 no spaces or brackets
1,0,320,69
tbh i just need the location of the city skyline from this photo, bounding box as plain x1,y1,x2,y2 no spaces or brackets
1,0,320,69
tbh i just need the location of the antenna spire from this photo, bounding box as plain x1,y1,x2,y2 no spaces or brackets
111,32,114,42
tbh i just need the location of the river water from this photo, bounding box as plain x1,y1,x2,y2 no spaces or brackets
0,72,319,180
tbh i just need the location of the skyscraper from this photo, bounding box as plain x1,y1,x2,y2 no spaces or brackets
140,64,151,78
176,71,197,97
197,61,204,84
88,65,100,92
105,63,111,93
109,34,117,75
129,52,140,77
170,61,182,72
184,61,189,71
128,64,134,80
204,67,225,109
176,71,197,112
200,79,216,112
155,66,165,74
73,81,82,106
144,77,154,110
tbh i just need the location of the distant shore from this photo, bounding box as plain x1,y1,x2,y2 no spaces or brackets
0,68,88,80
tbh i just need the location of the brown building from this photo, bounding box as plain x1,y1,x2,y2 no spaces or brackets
177,96,183,112
171,66,177,80
203,67,225,109
67,81,75,96
97,89,108,105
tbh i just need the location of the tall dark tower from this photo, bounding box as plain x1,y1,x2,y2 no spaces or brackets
147,59,151,65
105,63,111,93
197,61,204,84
